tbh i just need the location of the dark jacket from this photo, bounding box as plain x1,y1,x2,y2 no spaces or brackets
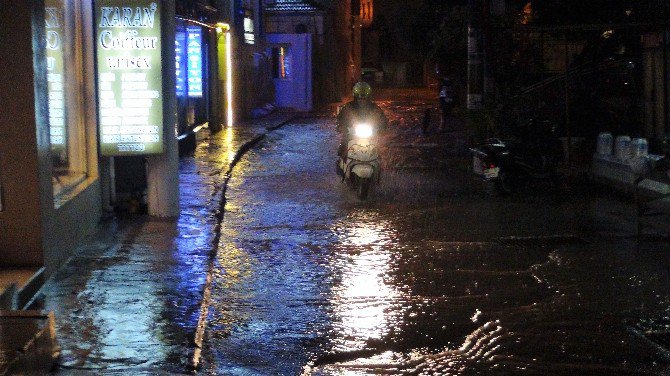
336,99,388,135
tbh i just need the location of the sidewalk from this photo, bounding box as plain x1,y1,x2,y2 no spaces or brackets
29,112,295,374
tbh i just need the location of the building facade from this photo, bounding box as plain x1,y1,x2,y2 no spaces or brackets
0,0,245,306
263,0,360,108
0,1,103,285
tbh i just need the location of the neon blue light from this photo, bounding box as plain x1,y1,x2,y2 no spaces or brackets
187,26,203,98
175,31,186,97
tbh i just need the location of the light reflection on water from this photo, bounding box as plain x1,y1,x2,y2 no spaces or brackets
223,127,236,163
80,262,170,369
311,320,512,375
210,126,238,165
310,211,519,375
200,105,670,375
330,211,404,351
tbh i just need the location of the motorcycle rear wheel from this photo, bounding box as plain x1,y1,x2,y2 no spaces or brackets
494,170,515,196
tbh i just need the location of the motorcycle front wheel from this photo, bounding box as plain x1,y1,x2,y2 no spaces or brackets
357,178,371,200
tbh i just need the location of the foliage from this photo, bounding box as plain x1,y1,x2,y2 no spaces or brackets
531,0,664,25
376,1,459,63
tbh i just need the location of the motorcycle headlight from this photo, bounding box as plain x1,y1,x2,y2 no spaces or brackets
354,123,373,138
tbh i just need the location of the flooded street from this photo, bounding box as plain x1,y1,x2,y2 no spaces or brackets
4,1,668,374
38,92,670,375
199,95,670,375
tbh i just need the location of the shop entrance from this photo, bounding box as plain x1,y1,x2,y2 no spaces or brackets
266,33,312,111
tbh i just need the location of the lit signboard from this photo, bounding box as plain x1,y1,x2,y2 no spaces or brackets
175,31,186,97
45,0,66,154
186,26,203,97
95,1,163,156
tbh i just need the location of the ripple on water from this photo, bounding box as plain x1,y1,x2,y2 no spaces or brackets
307,320,516,375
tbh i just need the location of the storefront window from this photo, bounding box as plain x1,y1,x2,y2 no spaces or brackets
45,0,88,201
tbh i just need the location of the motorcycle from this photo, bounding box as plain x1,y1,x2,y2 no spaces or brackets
337,121,381,200
469,120,563,195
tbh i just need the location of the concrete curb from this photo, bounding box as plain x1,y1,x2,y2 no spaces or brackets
189,114,296,371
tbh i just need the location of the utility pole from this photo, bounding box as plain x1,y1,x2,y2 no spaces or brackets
564,34,572,166
467,0,485,111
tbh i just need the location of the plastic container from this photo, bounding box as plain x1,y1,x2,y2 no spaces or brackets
614,135,631,161
631,138,649,158
596,132,613,155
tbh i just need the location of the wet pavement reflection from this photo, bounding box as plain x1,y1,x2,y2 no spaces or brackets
39,94,670,375
200,107,670,375
330,211,402,350
41,122,269,374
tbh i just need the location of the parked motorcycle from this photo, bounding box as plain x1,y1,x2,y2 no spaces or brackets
469,119,563,195
337,121,381,200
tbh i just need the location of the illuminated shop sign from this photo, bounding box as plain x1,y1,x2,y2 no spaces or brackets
45,0,66,154
175,31,186,97
95,1,163,156
186,26,203,97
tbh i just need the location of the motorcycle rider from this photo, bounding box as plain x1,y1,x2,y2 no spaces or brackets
438,77,454,132
336,81,388,173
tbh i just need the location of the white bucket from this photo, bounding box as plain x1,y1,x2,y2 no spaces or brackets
596,132,613,155
631,138,649,158
614,135,631,161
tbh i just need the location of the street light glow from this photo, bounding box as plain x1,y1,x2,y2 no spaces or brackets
226,31,234,128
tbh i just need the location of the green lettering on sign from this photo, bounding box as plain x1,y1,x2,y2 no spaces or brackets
95,0,163,156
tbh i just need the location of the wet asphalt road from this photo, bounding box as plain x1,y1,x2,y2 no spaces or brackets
198,110,670,375
39,91,670,375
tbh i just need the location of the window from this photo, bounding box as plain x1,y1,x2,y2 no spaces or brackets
361,0,373,22
45,0,88,203
243,8,255,45
272,46,291,79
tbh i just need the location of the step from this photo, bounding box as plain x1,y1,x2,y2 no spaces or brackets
0,311,59,375
0,267,45,310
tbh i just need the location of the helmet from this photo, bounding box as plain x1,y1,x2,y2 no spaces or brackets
353,81,372,100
